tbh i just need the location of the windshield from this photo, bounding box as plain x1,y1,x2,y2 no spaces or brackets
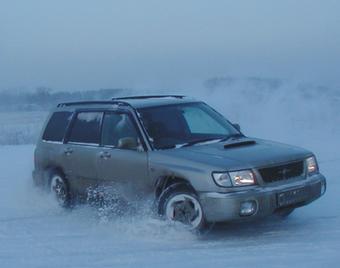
138,102,241,149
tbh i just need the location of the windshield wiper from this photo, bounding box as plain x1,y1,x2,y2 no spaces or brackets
180,137,223,148
219,133,245,142
159,134,246,149
157,144,177,150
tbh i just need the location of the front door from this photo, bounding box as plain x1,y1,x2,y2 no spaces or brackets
96,112,150,201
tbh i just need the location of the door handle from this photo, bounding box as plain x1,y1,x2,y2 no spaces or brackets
99,151,111,159
64,148,73,156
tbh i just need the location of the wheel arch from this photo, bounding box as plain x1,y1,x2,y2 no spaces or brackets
42,165,67,188
154,175,196,199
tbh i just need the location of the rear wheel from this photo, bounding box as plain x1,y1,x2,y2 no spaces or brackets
158,184,206,231
50,173,70,207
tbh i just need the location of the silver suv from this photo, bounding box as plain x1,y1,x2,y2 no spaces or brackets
33,95,326,230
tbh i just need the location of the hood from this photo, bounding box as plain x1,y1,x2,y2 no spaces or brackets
156,138,312,170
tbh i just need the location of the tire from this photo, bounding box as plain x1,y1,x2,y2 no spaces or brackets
158,183,207,231
49,172,70,207
275,207,295,218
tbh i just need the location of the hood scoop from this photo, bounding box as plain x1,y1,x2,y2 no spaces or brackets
223,139,256,149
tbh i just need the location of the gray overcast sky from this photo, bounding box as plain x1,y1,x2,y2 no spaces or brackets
1,0,340,91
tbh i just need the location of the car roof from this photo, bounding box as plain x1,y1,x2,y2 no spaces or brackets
57,95,197,110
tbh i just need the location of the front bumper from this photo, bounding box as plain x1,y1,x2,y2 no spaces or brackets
199,173,326,222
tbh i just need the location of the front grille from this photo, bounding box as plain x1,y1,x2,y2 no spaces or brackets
259,161,304,183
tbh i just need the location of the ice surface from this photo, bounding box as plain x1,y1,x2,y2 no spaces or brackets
0,145,339,267
0,86,339,267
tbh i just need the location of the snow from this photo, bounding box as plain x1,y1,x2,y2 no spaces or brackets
0,111,47,145
0,85,340,267
0,143,339,267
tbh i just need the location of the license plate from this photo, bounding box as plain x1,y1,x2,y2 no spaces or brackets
277,187,309,207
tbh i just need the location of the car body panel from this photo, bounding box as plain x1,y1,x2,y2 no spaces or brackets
199,173,326,222
61,143,100,194
97,147,151,199
150,138,311,171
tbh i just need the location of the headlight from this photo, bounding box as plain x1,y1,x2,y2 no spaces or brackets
213,170,256,187
306,156,318,175
212,172,232,187
229,170,256,186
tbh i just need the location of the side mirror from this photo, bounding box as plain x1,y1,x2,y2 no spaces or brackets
117,137,138,150
233,123,241,132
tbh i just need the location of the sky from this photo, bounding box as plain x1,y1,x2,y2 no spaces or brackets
1,0,340,91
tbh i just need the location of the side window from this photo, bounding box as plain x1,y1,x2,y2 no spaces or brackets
182,106,228,135
43,111,73,142
68,112,103,145
102,113,141,150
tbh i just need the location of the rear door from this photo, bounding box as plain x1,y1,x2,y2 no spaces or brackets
62,111,103,194
96,111,150,199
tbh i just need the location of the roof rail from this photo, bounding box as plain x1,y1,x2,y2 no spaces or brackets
57,100,132,108
111,95,185,101
57,95,187,108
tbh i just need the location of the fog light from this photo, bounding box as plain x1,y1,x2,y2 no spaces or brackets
240,200,257,216
320,181,326,195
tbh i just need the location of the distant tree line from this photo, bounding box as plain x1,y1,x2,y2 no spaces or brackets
0,88,132,111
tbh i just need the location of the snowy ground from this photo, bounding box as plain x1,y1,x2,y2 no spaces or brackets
0,140,339,267
0,111,47,145
0,86,339,267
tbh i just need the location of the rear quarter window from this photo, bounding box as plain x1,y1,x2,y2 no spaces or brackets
43,111,73,142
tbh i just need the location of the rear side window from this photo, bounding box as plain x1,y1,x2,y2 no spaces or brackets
43,112,73,142
68,112,103,145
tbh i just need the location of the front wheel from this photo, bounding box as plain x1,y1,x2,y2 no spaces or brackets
158,184,206,231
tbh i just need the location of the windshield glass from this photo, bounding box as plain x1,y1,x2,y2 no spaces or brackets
138,102,241,149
